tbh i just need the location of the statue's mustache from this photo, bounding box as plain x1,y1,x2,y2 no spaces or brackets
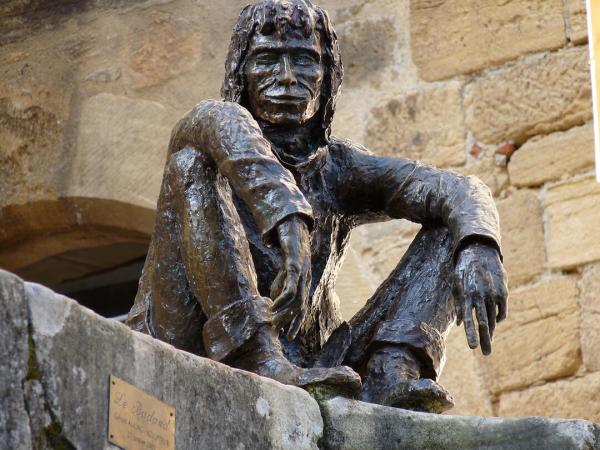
258,77,318,98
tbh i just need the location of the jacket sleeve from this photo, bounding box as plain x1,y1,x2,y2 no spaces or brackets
167,100,313,244
336,140,502,260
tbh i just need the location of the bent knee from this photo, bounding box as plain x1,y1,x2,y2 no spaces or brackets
164,146,214,187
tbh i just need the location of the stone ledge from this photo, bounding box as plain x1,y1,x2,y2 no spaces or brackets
0,269,323,450
320,397,600,450
1,268,599,450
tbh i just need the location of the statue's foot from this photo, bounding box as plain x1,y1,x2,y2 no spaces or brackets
358,345,454,414
231,325,361,396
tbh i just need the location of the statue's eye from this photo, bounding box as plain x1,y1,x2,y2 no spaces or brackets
254,53,279,65
293,54,317,66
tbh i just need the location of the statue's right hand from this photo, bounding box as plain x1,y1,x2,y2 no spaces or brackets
271,215,312,341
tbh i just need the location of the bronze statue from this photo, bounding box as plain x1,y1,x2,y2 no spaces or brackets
127,0,508,413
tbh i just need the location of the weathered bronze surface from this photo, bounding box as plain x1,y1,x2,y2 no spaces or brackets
127,0,508,413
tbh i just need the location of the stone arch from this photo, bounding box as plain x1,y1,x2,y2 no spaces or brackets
0,196,155,318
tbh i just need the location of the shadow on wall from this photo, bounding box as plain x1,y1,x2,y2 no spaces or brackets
0,196,153,319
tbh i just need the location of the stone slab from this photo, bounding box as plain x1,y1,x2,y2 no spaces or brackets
2,269,600,449
19,276,324,449
320,397,600,450
545,177,600,269
579,263,600,372
509,123,595,187
0,269,32,449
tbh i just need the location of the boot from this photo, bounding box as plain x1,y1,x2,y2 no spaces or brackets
229,325,362,396
358,345,454,413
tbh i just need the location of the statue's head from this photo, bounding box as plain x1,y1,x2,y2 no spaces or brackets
222,0,342,141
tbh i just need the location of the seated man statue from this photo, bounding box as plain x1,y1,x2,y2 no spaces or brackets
127,0,508,413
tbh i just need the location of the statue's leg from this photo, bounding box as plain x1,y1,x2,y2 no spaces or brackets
129,147,361,392
344,225,456,412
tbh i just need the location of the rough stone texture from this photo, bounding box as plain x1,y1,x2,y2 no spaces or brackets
567,0,589,44
509,123,595,187
480,276,581,394
579,263,600,372
3,271,324,450
70,93,171,209
464,46,592,145
410,0,566,81
498,373,600,423
335,17,398,88
365,82,466,168
458,155,509,196
346,220,420,286
0,270,32,449
545,177,600,270
320,397,600,450
438,328,493,417
336,246,377,321
496,189,546,286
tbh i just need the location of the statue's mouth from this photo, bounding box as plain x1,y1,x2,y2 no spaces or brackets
266,94,307,105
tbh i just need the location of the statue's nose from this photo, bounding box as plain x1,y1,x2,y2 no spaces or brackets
278,55,298,86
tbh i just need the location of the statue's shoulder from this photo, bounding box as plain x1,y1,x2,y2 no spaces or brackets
327,136,373,162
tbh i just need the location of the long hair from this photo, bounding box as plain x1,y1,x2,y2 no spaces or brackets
221,0,343,142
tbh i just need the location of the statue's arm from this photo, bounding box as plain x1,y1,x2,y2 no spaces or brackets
167,99,313,244
339,143,501,259
339,142,508,354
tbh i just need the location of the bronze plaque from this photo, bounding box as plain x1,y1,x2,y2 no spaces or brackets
108,375,175,450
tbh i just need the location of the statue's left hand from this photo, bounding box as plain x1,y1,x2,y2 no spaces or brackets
453,242,508,355
271,215,312,341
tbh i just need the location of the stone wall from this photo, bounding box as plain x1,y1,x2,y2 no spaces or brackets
0,0,598,422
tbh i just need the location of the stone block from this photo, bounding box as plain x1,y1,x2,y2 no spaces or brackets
579,263,600,372
545,177,600,269
480,276,581,394
498,373,600,424
438,327,493,417
496,189,546,286
365,82,466,168
336,246,377,321
410,0,566,81
509,123,595,187
71,93,172,210
320,397,600,450
16,278,323,449
0,270,32,449
464,46,592,145
349,221,420,285
567,0,589,44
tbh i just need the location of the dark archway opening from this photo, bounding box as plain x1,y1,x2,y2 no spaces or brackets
14,242,148,320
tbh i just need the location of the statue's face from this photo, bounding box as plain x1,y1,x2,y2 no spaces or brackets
244,30,324,126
